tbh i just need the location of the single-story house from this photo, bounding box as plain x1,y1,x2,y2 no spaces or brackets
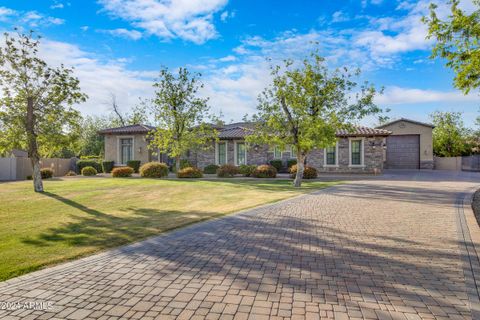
376,118,434,169
98,118,434,173
99,122,388,173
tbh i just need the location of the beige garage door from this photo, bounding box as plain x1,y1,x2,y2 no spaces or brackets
386,135,420,169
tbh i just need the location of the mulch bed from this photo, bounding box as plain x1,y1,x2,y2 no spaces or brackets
471,189,480,227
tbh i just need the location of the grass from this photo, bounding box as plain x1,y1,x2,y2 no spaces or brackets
0,177,340,281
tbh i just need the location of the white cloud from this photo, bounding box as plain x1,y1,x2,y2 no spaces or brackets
50,3,64,9
0,7,16,21
36,38,155,116
98,0,228,44
0,7,65,27
217,55,236,62
376,86,480,105
331,11,349,23
220,10,234,22
99,28,143,40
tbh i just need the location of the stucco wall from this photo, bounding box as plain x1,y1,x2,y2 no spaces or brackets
104,134,149,166
434,156,462,171
379,120,434,169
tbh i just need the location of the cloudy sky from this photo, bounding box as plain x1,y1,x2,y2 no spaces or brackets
0,0,479,126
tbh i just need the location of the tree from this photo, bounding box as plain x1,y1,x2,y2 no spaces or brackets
0,31,87,192
246,55,381,187
423,1,480,93
149,67,218,171
431,111,469,156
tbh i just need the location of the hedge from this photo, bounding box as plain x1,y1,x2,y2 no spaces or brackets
127,160,141,173
238,164,256,177
102,161,114,173
289,165,318,179
40,168,54,179
77,159,102,173
203,164,219,174
269,160,283,173
81,166,97,176
112,167,134,177
177,167,203,178
252,164,277,178
217,164,239,177
139,162,169,178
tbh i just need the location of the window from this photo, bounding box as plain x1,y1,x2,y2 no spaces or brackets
217,142,227,165
236,142,246,166
326,145,336,165
351,140,362,165
274,146,282,159
120,138,133,164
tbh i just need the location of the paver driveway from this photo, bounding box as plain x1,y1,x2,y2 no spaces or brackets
1,171,480,320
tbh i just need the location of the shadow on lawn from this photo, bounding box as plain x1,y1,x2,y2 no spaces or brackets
21,192,222,249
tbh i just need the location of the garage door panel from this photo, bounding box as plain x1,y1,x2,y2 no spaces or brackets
386,135,420,169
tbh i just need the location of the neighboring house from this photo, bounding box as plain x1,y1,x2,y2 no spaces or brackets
377,118,434,169
99,122,393,173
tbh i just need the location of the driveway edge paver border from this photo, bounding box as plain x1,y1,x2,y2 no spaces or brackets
456,188,480,319
0,183,344,292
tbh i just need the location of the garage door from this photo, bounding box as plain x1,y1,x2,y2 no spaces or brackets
386,135,420,169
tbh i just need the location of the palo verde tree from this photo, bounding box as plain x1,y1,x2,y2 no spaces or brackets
0,31,87,192
423,1,480,93
149,67,218,171
247,54,382,187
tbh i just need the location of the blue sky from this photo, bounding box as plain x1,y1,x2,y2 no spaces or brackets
0,0,479,127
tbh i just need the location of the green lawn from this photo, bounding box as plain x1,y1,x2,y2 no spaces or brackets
0,177,340,281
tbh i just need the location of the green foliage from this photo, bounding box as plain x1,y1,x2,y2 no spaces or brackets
424,1,480,93
139,162,169,178
0,31,87,158
40,168,54,179
77,160,102,173
246,53,381,187
65,170,76,176
431,111,470,157
81,166,97,176
289,165,318,179
112,167,133,177
238,164,256,177
287,159,297,168
148,67,219,171
252,165,277,178
127,160,141,173
177,167,203,178
203,164,219,174
269,160,283,172
102,161,114,174
217,164,239,178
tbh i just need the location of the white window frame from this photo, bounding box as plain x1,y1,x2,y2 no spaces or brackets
117,136,134,166
349,137,365,167
215,141,228,165
323,142,339,167
234,141,247,166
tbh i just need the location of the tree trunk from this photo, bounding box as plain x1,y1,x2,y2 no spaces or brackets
175,155,181,172
294,152,305,188
26,97,43,192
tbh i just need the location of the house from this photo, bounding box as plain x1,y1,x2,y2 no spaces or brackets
376,118,434,169
99,122,393,173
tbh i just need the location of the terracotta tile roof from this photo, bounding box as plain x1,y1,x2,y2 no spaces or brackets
98,124,155,135
335,126,392,137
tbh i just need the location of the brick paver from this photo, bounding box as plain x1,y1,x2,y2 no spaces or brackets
0,170,479,319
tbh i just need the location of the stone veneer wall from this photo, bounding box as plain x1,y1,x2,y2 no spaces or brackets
189,137,386,173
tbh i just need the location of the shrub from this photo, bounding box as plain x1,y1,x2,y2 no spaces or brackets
177,166,203,178
287,159,297,168
238,164,256,177
139,162,169,178
40,168,54,179
127,160,141,173
26,175,32,180
269,159,283,172
289,165,318,179
65,170,77,176
77,159,102,173
102,161,114,173
217,164,239,177
81,166,97,176
203,164,219,174
252,165,277,178
112,166,134,177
